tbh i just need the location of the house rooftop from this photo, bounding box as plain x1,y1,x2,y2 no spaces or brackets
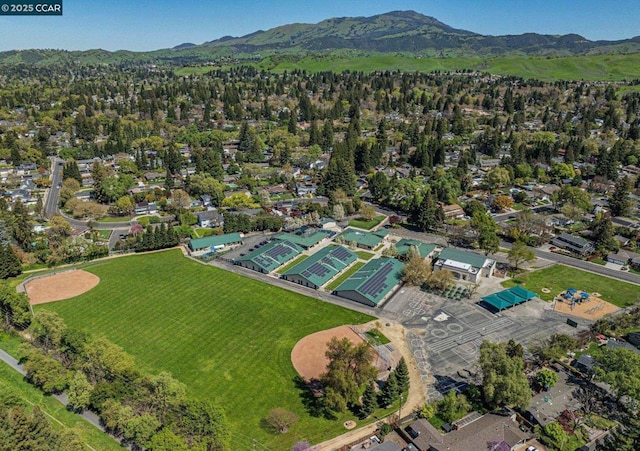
404,413,527,451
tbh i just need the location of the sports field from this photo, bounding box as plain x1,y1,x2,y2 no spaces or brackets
40,250,374,449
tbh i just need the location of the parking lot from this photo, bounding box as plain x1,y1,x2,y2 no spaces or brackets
221,232,271,261
384,286,590,400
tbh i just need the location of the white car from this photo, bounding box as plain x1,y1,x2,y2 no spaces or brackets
526,447,539,451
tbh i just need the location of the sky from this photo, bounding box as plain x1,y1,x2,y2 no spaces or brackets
0,0,639,52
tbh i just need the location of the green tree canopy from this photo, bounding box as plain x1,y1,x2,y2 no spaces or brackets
321,337,377,412
478,340,531,410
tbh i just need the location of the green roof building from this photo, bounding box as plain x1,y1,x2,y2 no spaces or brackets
281,246,358,289
188,233,244,256
236,240,303,273
434,247,496,283
273,229,332,249
481,287,539,311
395,239,437,259
334,258,404,307
336,228,388,250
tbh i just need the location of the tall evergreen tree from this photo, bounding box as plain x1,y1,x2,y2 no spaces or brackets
34,194,43,219
395,357,410,394
62,161,82,184
609,176,631,217
360,382,378,418
164,168,174,191
380,372,399,407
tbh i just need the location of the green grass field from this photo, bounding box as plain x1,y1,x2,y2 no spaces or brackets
325,262,366,291
39,250,374,449
276,254,309,274
502,264,640,307
95,229,111,240
356,251,375,261
347,215,386,230
0,361,122,451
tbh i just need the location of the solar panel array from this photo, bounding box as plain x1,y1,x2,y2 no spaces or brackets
299,246,355,280
251,240,300,271
302,263,330,279
357,261,395,297
331,246,353,262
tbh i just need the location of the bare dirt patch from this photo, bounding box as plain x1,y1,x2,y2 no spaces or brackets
25,270,100,305
291,325,365,381
553,292,620,320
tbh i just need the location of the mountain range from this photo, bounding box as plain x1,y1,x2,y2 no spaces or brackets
2,10,640,66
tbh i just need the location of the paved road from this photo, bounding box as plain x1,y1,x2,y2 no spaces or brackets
44,157,63,218
492,204,555,224
209,258,383,319
0,349,25,375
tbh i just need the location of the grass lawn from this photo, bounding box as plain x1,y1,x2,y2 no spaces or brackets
356,251,375,261
427,414,447,431
95,229,111,240
276,254,309,274
39,250,374,449
365,328,390,346
513,203,531,211
0,361,122,451
192,228,219,238
591,258,606,266
574,342,600,359
348,215,385,230
0,331,24,357
502,264,639,308
325,262,366,291
97,216,131,223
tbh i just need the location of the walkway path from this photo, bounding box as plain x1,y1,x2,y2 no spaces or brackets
0,348,107,433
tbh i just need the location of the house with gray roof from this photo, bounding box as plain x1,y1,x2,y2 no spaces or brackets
434,247,495,283
196,209,223,228
606,249,633,266
333,258,404,307
551,232,595,256
402,413,528,451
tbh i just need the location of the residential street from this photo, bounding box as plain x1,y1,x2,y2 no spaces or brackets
44,157,63,218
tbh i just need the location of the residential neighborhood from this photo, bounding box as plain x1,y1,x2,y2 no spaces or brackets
1,6,640,451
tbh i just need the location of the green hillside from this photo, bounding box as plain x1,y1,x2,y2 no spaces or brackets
176,52,640,82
